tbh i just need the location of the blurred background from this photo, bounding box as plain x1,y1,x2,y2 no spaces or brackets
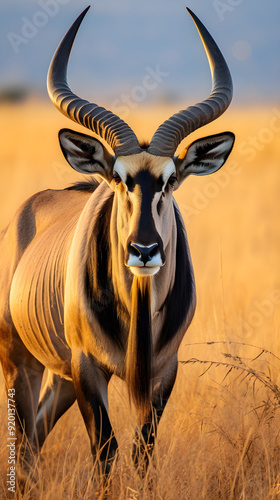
0,3,280,496
0,0,280,104
0,0,279,104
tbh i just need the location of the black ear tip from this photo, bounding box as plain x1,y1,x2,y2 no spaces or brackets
224,131,235,144
59,128,72,138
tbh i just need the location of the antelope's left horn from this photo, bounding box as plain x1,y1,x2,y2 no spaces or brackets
47,6,142,157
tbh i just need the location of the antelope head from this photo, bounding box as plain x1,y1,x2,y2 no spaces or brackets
48,7,235,277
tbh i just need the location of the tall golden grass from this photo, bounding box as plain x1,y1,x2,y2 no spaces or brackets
0,99,280,499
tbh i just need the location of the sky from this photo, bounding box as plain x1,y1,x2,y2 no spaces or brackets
0,0,279,108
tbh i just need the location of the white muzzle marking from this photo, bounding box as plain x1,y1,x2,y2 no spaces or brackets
127,243,163,276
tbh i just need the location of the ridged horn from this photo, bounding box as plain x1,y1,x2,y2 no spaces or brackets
47,6,142,157
147,8,233,157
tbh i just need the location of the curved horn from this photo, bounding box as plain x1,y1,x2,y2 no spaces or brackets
147,8,233,157
47,7,142,157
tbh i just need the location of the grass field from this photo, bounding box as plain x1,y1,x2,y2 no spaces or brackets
0,99,280,499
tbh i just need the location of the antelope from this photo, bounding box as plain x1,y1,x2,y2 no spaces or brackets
0,6,234,480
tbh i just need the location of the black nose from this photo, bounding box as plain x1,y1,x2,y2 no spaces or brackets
129,243,159,265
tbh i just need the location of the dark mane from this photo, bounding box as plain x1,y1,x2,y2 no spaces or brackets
65,178,101,192
126,277,152,422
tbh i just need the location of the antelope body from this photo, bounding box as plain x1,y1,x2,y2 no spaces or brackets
0,7,235,478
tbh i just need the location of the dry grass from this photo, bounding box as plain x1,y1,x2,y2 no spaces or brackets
0,98,280,499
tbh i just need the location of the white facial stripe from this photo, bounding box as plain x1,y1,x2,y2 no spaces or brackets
153,192,161,201
162,159,176,184
114,157,176,186
113,158,127,183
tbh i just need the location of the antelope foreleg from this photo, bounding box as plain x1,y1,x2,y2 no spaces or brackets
71,350,118,476
133,355,178,474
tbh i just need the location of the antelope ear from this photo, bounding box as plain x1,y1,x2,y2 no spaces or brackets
175,132,235,182
59,129,114,181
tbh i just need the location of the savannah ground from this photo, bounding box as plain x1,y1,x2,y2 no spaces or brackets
0,99,280,499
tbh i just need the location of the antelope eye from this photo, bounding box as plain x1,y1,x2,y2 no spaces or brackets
168,175,177,188
113,172,122,185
